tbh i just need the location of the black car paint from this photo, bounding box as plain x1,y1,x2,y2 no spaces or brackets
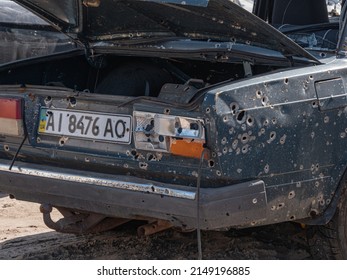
0,0,346,231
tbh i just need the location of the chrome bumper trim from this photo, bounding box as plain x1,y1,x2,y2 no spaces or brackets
0,163,196,200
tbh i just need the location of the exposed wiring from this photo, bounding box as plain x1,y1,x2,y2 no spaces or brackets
196,148,208,260
9,133,28,170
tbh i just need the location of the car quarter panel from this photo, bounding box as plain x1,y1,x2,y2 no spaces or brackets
202,58,347,224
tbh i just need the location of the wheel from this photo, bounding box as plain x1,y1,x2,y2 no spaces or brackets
307,184,347,259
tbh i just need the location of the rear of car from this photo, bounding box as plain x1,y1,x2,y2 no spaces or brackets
0,0,347,259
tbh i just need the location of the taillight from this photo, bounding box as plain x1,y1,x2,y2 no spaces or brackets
0,98,24,136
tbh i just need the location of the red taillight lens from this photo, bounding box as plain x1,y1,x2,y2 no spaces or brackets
0,98,24,136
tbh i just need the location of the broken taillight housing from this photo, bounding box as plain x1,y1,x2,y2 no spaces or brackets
133,111,205,158
0,98,24,136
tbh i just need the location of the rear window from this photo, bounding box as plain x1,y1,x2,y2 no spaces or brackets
0,0,76,64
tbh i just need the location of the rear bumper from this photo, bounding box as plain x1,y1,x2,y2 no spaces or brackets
0,159,268,229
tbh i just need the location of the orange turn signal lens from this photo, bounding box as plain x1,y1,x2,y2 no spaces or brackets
171,139,205,159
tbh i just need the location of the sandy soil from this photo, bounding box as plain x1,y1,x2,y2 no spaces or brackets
0,194,312,260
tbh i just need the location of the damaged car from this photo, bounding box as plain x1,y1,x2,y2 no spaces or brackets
0,0,347,259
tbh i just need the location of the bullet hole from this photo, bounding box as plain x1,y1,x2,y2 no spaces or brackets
147,154,156,161
206,107,211,114
237,168,242,174
85,157,90,163
267,132,276,144
311,132,315,139
277,203,284,209
340,132,346,139
272,118,277,125
252,198,257,204
242,145,249,154
259,128,266,136
223,147,228,154
270,131,276,140
284,78,289,84
236,148,241,155
3,145,9,152
123,164,129,168
288,191,295,199
280,135,286,145
261,96,269,106
230,102,239,115
208,160,215,168
315,181,320,187
232,139,239,149
216,170,222,176
221,137,227,145
212,152,217,157
264,164,270,174
241,133,249,144
320,200,325,206
320,52,327,58
310,209,318,218
289,215,295,220
312,100,318,108
247,116,254,126
164,108,170,114
68,96,77,106
326,199,331,205
236,110,246,123
309,75,313,80
311,163,319,172
126,150,131,156
223,116,228,122
139,162,148,170
256,90,262,98
263,119,269,126
59,137,68,146
296,182,302,188
324,116,329,123
226,212,230,216
44,96,52,105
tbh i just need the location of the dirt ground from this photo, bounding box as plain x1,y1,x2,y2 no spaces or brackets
0,194,312,260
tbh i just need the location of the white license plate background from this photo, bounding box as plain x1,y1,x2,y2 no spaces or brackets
38,108,132,144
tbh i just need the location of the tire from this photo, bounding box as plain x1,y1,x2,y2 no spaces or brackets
307,184,347,259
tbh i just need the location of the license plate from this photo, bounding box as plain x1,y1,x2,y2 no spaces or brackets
38,108,132,144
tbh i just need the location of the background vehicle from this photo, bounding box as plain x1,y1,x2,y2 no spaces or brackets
0,0,346,259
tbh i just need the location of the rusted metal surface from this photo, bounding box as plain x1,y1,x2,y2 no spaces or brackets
137,220,173,236
40,204,130,234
